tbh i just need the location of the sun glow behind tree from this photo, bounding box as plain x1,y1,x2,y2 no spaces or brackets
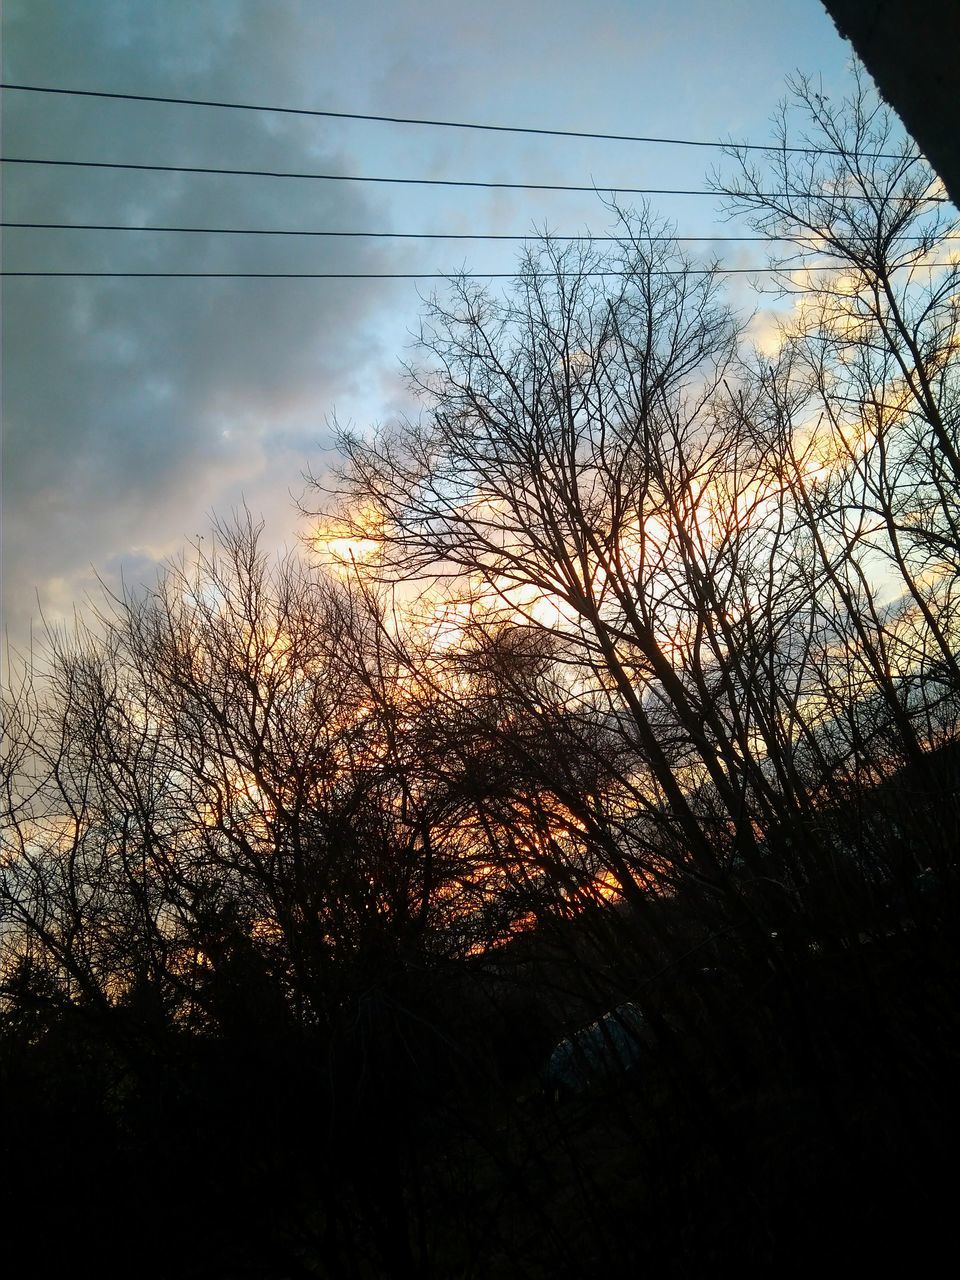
3,74,959,1045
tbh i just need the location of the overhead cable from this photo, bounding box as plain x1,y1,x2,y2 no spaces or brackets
4,264,952,279
3,221,955,243
0,81,913,159
2,156,946,201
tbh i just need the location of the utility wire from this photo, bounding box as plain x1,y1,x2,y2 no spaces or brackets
0,271,718,278
4,265,952,279
0,81,913,159
2,156,946,201
3,221,956,243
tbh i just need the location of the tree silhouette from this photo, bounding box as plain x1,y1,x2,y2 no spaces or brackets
3,71,959,1279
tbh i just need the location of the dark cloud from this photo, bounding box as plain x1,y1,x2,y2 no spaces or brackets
1,0,853,650
2,0,404,646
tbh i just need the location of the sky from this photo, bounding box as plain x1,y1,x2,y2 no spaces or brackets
1,0,863,653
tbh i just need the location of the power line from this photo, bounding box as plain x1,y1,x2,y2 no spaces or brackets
0,220,794,242
2,156,946,201
3,265,952,279
0,81,912,159
0,271,709,278
0,155,753,195
3,221,955,243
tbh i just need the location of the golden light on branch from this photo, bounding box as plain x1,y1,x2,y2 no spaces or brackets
312,501,385,577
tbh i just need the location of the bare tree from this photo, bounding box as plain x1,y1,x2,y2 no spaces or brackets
4,75,959,1277
720,70,960,718
315,214,858,919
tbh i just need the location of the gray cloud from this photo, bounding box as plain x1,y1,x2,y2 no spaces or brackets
1,0,855,651
2,0,407,647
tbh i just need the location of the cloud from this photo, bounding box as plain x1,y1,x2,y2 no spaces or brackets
1,0,866,653
1,0,405,648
